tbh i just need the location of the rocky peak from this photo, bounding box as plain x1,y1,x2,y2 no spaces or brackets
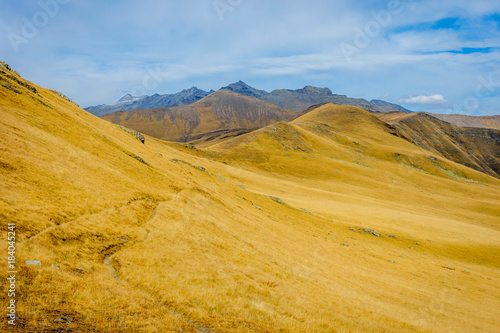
221,81,268,98
299,85,333,95
117,94,140,102
0,61,20,76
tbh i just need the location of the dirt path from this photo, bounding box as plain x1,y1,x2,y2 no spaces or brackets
19,204,131,245
103,203,157,280
102,201,212,333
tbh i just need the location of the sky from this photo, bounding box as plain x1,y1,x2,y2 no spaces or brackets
1,0,500,115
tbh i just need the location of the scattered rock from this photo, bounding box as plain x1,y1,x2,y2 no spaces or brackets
217,175,226,181
256,206,262,210
133,155,149,166
51,264,60,269
0,64,37,94
350,227,381,237
74,267,90,273
301,208,313,215
389,260,395,263
341,243,349,246
54,315,73,325
171,158,210,174
237,185,246,189
415,242,420,245
388,234,397,239
442,266,455,270
118,125,145,144
26,260,42,266
50,89,79,107
266,196,287,205
0,61,18,74
362,228,380,237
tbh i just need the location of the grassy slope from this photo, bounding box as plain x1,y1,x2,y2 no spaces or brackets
377,112,500,178
0,70,499,332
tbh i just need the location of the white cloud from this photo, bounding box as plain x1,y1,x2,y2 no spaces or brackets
400,94,447,104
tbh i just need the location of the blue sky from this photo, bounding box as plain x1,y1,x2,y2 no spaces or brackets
1,0,500,115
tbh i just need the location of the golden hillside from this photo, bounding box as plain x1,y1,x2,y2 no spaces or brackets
378,112,500,178
1,66,500,332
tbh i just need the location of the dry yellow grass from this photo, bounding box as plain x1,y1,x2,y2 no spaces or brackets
0,68,499,332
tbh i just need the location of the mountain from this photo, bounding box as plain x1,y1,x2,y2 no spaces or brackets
260,86,371,112
222,83,410,113
427,113,500,130
101,89,296,142
378,112,500,178
2,62,500,332
86,81,410,116
84,86,213,117
220,80,268,98
370,99,412,113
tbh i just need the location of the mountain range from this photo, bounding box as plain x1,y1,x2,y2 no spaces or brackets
85,86,214,117
101,89,296,142
85,81,412,116
2,62,500,332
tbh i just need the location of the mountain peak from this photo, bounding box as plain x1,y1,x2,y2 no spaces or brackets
220,81,268,98
184,86,201,92
299,85,333,95
117,94,140,103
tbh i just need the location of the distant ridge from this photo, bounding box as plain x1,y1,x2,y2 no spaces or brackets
222,83,412,113
370,99,412,113
84,87,214,117
427,113,500,130
85,81,411,116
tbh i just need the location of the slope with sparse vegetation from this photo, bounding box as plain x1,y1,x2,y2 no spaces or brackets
378,112,500,178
